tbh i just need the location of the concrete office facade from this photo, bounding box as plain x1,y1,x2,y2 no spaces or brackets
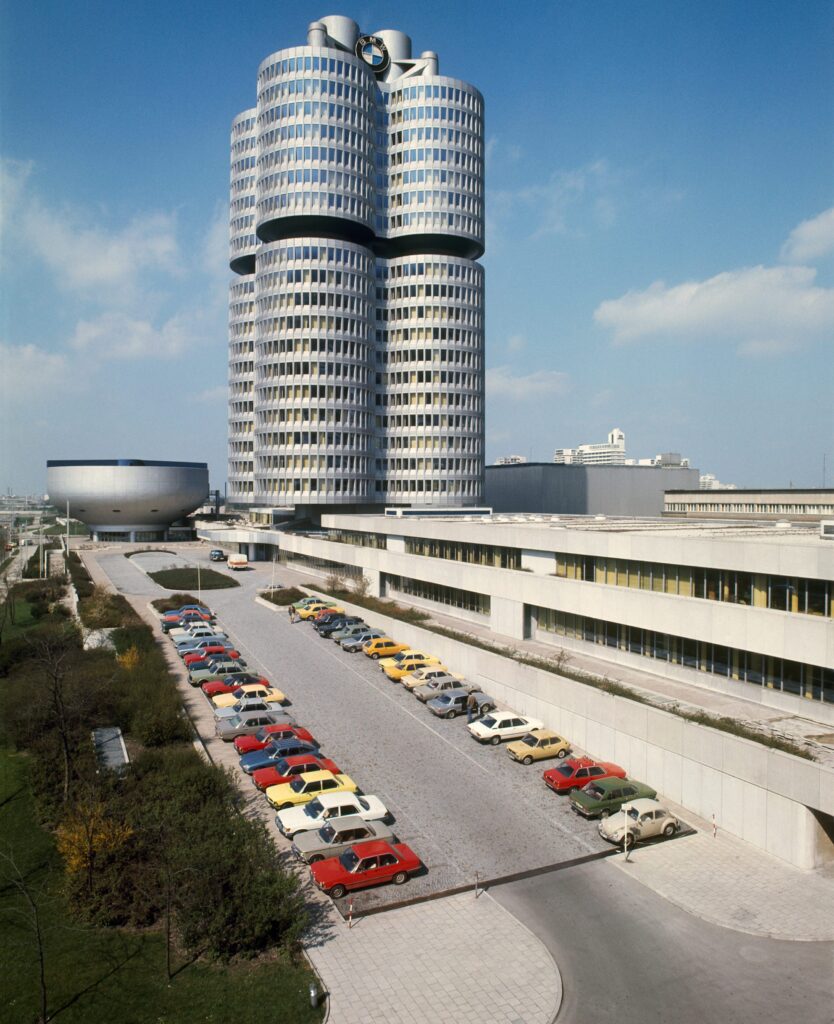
46,460,209,541
665,488,834,522
485,462,700,517
227,14,485,509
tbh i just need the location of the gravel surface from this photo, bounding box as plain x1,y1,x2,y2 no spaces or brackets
100,550,615,911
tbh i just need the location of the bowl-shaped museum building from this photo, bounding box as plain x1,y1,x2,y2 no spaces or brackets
46,459,209,542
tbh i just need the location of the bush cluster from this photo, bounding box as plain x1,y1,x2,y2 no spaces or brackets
151,592,201,614
22,541,60,579
78,586,140,629
66,551,94,598
319,585,431,624
260,586,306,606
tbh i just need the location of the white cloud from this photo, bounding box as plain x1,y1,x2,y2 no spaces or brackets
594,264,834,356
737,338,802,358
780,207,834,264
0,342,71,408
70,310,199,360
0,159,33,254
486,365,570,400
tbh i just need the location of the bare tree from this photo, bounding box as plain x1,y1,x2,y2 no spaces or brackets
25,626,78,804
0,847,50,1023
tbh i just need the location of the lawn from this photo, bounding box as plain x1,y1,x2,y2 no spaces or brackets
148,568,240,591
0,747,325,1024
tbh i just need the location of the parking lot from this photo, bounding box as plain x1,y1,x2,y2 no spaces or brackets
101,550,641,910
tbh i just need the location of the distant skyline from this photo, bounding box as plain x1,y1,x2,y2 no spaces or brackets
1,0,832,495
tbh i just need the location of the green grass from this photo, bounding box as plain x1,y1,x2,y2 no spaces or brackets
43,522,89,536
148,569,240,591
0,747,324,1024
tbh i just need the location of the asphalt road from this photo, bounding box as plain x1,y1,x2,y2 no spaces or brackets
492,862,834,1024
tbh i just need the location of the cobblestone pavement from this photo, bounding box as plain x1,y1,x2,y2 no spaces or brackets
306,891,562,1024
607,825,834,941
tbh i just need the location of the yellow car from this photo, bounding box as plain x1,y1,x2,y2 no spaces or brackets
211,683,287,708
363,637,410,660
383,652,443,681
506,729,571,765
266,770,358,810
298,602,345,621
401,665,457,691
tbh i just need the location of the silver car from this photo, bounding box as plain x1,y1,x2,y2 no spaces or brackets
215,709,294,741
413,674,476,703
214,697,272,720
291,814,395,864
339,628,385,652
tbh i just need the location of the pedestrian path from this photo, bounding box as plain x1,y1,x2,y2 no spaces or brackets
306,891,562,1024
607,822,834,941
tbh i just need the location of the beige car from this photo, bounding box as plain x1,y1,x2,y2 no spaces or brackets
598,798,680,848
401,666,456,691
506,729,570,765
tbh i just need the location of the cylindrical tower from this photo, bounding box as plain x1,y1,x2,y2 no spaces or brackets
227,16,485,510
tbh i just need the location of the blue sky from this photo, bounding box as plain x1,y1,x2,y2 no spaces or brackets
1,0,832,495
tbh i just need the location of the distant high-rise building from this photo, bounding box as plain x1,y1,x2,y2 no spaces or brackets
554,428,626,465
227,14,485,509
494,455,527,465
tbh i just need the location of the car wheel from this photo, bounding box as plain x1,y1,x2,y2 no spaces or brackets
662,822,677,837
600,809,610,819
328,884,347,899
556,749,568,759
393,871,408,885
309,854,324,864
371,653,380,660
522,755,534,766
481,703,494,713
490,735,501,746
445,710,457,719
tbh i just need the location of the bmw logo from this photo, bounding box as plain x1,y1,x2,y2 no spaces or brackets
355,35,390,74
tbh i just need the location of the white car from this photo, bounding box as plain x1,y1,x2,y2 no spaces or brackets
468,712,544,745
598,798,680,848
276,791,390,839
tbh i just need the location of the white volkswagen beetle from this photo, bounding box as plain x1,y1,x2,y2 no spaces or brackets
598,798,680,848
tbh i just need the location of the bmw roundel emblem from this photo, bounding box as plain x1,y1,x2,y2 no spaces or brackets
355,35,390,74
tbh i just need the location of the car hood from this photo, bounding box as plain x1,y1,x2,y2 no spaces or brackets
277,806,321,832
310,858,346,886
294,830,337,855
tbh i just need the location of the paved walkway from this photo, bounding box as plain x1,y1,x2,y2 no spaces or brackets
307,892,562,1024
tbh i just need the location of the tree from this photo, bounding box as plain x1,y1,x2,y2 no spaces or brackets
0,848,51,1023
56,796,133,899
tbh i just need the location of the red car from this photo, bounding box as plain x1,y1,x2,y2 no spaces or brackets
162,610,212,623
543,757,626,794
183,646,241,666
311,840,422,899
202,675,270,699
233,724,315,755
252,754,341,791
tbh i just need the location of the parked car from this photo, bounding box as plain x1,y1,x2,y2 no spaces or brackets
330,622,369,643
227,553,249,570
382,652,442,681
379,648,438,671
318,615,364,639
209,549,227,562
340,628,385,652
468,712,544,745
363,638,410,660
239,738,320,774
161,604,212,620
299,602,344,621
212,683,287,709
292,815,395,864
173,627,225,646
542,757,626,794
201,674,271,699
214,698,272,720
310,840,421,899
292,596,338,611
277,792,390,839
412,674,474,702
176,636,232,656
189,662,249,685
252,755,341,792
402,666,458,691
570,778,657,819
167,620,217,638
266,770,358,811
233,724,316,755
506,729,571,765
598,798,680,848
215,709,294,741
426,689,494,719
183,645,241,666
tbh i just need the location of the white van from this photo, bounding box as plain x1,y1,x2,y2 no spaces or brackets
227,553,249,570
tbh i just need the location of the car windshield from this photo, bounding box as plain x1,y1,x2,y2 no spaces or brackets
358,797,370,811
479,715,496,729
521,734,538,747
227,716,241,728
340,850,359,872
585,784,605,798
289,778,305,793
556,764,574,778
274,758,290,773
627,807,640,821
319,823,336,843
305,799,323,818
232,688,244,698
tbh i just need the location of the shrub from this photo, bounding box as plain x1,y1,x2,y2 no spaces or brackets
151,592,201,613
78,588,139,629
260,586,306,606
148,568,239,591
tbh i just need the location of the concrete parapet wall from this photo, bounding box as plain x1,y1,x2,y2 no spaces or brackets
283,587,834,870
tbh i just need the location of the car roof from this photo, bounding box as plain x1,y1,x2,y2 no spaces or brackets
348,840,395,857
622,798,664,813
325,814,369,830
528,729,561,739
316,792,360,808
298,770,337,782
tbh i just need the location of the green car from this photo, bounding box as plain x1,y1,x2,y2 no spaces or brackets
570,778,657,819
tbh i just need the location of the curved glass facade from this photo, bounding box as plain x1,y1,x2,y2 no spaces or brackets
228,17,485,507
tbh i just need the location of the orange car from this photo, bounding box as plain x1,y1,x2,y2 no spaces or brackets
363,637,410,660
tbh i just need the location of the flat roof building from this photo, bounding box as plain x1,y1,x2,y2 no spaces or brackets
227,14,485,510
665,488,834,522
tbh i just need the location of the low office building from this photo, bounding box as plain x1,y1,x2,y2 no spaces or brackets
47,459,209,542
485,461,699,516
665,488,834,522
